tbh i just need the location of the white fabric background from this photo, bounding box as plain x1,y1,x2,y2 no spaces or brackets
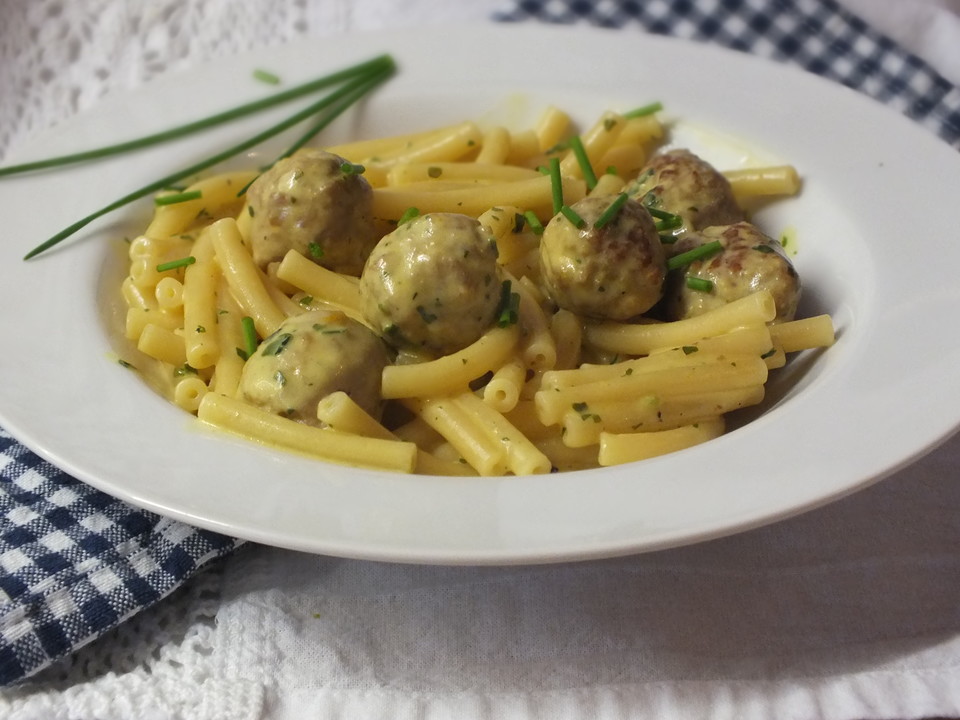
1,1,960,718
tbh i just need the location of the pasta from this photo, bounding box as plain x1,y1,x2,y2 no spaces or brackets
118,98,834,475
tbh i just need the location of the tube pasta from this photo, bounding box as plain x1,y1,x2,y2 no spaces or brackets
211,278,247,397
182,258,220,369
598,417,726,466
372,174,587,222
118,100,833,477
209,217,286,338
137,324,187,367
723,165,802,202
147,171,258,238
275,249,364,316
198,393,418,472
483,357,527,413
585,291,778,355
316,391,396,440
768,314,835,352
381,324,521,399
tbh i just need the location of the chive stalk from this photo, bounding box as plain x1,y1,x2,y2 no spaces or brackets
240,316,257,359
2,55,394,178
523,210,544,235
685,276,714,292
156,256,196,272
667,240,723,270
594,192,629,229
559,204,586,229
548,157,563,215
568,135,598,190
496,280,521,327
339,161,365,175
624,101,663,118
398,207,420,225
24,57,396,259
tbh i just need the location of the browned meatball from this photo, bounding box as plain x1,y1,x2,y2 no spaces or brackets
538,194,667,320
359,213,502,355
626,149,743,235
245,148,378,275
238,309,389,426
664,221,801,322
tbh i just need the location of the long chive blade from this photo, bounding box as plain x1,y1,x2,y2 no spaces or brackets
154,190,202,206
24,57,396,260
234,66,394,196
1,54,394,178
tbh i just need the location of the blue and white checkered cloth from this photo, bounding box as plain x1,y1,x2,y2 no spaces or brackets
494,0,960,150
2,0,959,688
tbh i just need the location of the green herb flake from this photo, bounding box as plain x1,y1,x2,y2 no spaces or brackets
261,332,293,356
753,244,775,253
308,242,324,260
682,346,699,355
253,68,282,85
299,295,314,308
427,166,443,178
416,306,438,324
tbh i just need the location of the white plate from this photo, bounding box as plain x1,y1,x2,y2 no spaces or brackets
2,25,960,565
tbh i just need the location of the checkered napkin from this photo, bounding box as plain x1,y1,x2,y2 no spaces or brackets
2,0,960,691
494,0,960,149
0,429,240,685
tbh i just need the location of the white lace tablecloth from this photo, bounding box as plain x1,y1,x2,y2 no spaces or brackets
2,1,960,718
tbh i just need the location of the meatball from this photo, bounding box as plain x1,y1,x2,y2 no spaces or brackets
238,309,389,426
245,148,378,275
359,213,502,355
625,149,743,235
664,221,801,322
538,194,667,320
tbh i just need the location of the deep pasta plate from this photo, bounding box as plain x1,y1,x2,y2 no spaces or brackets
1,25,959,564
